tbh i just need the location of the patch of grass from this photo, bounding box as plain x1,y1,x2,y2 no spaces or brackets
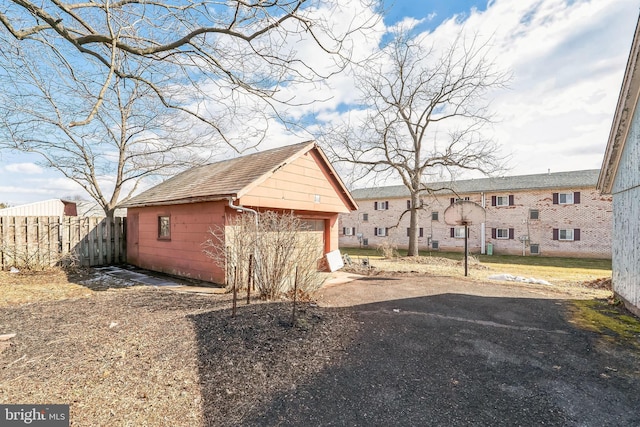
569,299,640,347
340,247,611,270
0,269,93,307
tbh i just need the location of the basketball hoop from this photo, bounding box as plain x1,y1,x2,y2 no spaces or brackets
444,201,486,276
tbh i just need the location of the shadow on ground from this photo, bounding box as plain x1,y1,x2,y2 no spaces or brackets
190,293,640,426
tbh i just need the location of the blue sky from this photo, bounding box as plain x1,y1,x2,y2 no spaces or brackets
1,0,639,207
383,0,488,29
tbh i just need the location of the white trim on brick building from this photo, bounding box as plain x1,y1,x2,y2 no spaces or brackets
340,169,612,258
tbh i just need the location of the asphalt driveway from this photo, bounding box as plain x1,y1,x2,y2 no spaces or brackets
243,279,640,426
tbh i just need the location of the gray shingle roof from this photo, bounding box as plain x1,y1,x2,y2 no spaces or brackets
351,169,600,200
122,141,316,207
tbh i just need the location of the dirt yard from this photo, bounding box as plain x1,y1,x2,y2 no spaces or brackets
0,261,620,426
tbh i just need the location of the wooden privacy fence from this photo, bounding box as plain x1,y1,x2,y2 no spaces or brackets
0,216,126,269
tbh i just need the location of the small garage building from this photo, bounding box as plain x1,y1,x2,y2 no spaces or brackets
121,141,357,284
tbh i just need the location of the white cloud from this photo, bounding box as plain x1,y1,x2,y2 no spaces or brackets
476,0,638,175
316,0,639,180
4,162,43,174
0,0,637,205
387,17,426,34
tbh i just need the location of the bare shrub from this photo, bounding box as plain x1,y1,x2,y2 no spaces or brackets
377,239,399,259
203,211,325,300
0,237,65,271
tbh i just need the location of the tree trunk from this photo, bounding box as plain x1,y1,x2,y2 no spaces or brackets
407,191,420,256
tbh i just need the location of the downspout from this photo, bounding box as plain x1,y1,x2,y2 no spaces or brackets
228,197,260,288
480,192,486,255
229,197,259,225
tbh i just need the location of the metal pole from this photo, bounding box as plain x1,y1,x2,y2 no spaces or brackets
464,223,468,277
246,254,253,304
232,266,237,317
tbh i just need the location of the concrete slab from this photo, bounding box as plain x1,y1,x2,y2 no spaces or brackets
96,266,185,288
321,270,363,288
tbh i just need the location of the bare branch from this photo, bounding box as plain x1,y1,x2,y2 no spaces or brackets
1,0,379,146
319,28,509,256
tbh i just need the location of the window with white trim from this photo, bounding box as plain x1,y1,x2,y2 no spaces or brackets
559,229,574,241
343,227,355,236
553,228,581,241
491,227,514,240
375,227,388,237
559,193,573,204
496,228,509,239
492,195,514,206
453,227,466,238
496,196,509,206
374,201,389,210
553,192,581,205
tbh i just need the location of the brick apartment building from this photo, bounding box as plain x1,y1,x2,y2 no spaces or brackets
339,169,612,258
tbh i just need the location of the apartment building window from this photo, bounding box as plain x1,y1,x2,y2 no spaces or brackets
450,227,466,238
407,200,411,209
530,244,540,254
407,227,424,237
450,196,470,205
362,213,369,222
431,240,439,249
492,195,514,206
496,228,509,239
343,227,356,236
432,211,439,221
374,201,389,210
491,227,514,239
553,228,581,241
553,192,581,205
529,209,539,220
374,227,389,237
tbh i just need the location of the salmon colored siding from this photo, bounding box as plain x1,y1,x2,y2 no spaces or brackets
127,202,226,283
240,151,350,213
125,146,356,283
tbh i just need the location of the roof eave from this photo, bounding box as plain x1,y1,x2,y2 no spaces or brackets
122,194,236,209
598,14,640,195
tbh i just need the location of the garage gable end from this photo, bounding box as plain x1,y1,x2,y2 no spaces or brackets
239,147,356,213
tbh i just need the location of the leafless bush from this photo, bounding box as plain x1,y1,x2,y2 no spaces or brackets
203,211,324,300
57,250,82,272
0,239,64,271
377,239,399,259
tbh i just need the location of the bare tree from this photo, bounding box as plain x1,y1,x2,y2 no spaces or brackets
321,31,508,256
0,0,378,148
0,50,212,220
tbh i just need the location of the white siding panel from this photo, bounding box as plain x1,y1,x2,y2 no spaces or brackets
0,199,65,217
612,189,640,309
611,95,640,312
